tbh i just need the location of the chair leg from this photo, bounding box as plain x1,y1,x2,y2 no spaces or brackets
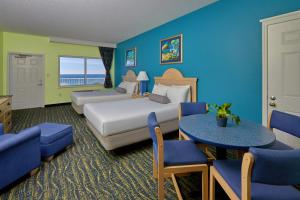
30,167,39,176
158,171,164,200
202,167,209,200
178,131,182,140
209,167,215,200
153,153,157,179
171,174,183,200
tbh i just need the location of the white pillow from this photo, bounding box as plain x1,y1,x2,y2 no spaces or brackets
152,84,169,96
125,81,137,95
167,85,189,104
118,81,127,89
172,85,191,102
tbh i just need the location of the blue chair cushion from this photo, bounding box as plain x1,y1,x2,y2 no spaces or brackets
163,140,207,166
180,102,207,117
270,110,300,138
39,123,72,144
213,160,300,200
268,140,293,150
250,148,300,185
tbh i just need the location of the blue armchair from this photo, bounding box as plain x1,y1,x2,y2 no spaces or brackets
0,124,41,190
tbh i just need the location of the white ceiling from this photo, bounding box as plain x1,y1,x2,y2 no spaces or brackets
0,0,216,44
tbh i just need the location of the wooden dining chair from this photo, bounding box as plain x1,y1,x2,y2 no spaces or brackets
267,110,300,150
210,147,300,200
179,102,215,160
147,112,209,200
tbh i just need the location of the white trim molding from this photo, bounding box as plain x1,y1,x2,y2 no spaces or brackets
260,10,300,126
49,36,116,48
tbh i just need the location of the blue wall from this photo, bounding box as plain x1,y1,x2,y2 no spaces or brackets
115,0,300,123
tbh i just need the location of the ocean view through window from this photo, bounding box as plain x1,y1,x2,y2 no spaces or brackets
59,56,105,86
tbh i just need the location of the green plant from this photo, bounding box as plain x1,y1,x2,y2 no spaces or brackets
209,103,241,125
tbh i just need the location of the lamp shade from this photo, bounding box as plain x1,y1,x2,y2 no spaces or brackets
137,71,149,81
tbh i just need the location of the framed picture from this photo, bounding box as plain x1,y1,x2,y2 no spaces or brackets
125,47,137,67
160,34,183,64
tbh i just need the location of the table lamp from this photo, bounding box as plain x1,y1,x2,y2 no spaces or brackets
137,71,149,95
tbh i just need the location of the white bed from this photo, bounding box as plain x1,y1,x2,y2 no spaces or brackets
71,70,138,114
85,68,198,150
84,98,178,136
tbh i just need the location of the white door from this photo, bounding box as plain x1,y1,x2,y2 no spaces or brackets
267,18,300,148
9,54,44,110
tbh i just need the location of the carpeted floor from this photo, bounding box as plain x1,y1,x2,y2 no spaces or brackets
0,104,222,200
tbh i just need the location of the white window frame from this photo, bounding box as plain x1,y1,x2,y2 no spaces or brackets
58,56,105,87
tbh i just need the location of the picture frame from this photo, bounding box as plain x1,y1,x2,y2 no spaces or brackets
125,47,137,67
160,34,183,64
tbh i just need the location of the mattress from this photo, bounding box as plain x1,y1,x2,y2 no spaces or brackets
71,90,130,105
83,98,178,137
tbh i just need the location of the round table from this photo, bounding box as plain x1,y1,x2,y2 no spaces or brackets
179,114,276,159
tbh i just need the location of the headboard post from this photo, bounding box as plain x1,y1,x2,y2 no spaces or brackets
122,70,138,82
154,68,198,102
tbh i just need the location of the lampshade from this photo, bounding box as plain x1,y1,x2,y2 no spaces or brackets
137,71,149,81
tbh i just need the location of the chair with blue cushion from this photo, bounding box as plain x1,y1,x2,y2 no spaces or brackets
179,102,207,140
148,112,208,200
179,102,216,160
210,147,300,200
0,124,41,190
267,110,300,150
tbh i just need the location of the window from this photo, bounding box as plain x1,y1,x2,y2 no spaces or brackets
59,56,105,86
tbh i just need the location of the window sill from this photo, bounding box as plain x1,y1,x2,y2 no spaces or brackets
58,84,104,89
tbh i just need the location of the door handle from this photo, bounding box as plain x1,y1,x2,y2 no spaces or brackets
270,96,276,101
37,80,43,86
269,102,276,107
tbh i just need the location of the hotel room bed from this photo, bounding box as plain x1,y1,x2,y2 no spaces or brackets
84,68,198,150
71,70,138,114
84,98,179,150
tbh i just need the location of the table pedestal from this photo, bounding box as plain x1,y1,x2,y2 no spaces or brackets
215,147,227,160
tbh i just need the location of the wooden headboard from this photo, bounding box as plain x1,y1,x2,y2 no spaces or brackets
122,70,138,82
154,68,198,102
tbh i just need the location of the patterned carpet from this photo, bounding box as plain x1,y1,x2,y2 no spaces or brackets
0,104,213,200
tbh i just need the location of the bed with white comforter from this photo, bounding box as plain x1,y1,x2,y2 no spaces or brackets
84,98,178,136
83,68,197,150
84,98,179,150
71,90,130,114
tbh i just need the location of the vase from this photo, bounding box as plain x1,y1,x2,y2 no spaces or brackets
216,117,227,127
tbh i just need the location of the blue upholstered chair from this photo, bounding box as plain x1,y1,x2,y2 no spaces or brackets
179,102,207,140
0,124,41,190
148,112,208,200
179,102,216,160
267,110,300,150
210,147,300,200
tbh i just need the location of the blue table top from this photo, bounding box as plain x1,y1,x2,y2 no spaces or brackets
179,114,276,150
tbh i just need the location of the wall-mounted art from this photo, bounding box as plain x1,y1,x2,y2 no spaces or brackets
125,47,137,67
160,34,183,64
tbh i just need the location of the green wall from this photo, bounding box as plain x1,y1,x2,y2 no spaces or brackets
1,32,115,105
0,32,3,94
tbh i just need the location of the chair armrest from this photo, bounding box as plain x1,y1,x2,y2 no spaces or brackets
0,124,3,135
0,126,41,153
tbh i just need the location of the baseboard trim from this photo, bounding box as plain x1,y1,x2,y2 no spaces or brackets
45,102,71,107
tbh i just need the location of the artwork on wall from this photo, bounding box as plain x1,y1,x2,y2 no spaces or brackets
125,47,137,67
160,34,183,64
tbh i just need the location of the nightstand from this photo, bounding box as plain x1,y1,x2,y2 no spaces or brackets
0,95,12,133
